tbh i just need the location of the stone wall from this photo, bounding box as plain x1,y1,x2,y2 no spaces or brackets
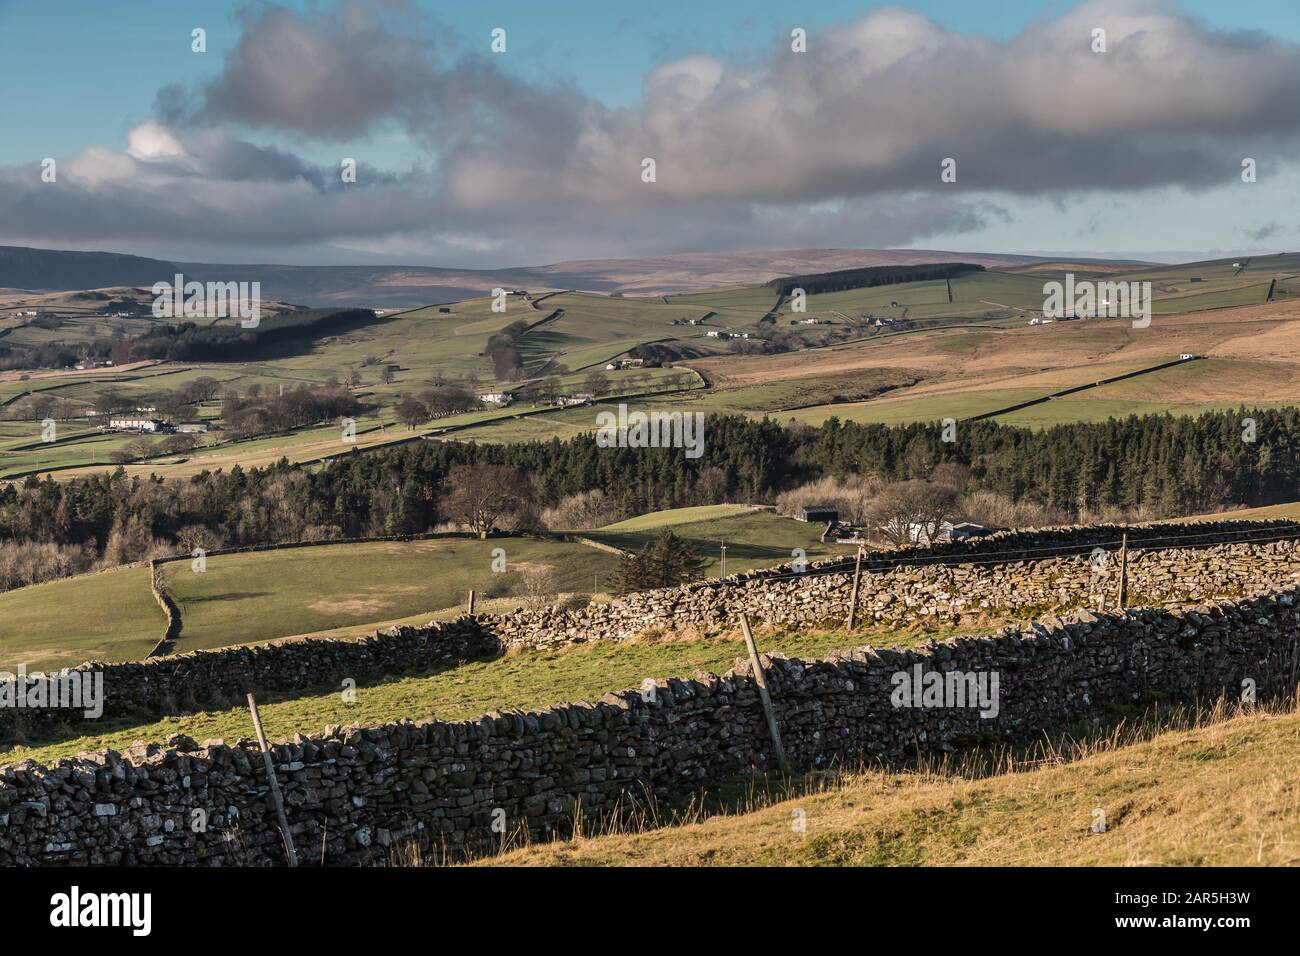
0,620,499,745
5,524,1300,747
2,588,1297,865
492,535,1300,648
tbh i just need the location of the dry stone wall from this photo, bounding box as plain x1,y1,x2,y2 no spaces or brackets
2,588,1297,865
4,522,1300,748
0,621,498,745
493,534,1300,648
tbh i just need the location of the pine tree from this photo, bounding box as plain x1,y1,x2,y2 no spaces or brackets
615,531,708,594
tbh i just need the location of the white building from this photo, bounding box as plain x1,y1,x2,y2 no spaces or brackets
478,393,511,405
108,417,166,433
556,393,594,407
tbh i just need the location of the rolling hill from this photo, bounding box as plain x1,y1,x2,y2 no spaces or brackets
2,244,1130,306
2,249,1298,479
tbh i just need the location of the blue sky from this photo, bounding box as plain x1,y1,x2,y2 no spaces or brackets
1,0,1298,265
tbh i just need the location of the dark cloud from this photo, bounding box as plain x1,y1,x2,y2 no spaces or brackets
157,1,433,138
1245,221,1282,241
5,0,1300,265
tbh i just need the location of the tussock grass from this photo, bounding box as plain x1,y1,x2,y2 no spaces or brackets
468,699,1300,867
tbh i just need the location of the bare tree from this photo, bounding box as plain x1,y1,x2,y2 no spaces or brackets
441,463,531,537
516,567,558,610
867,480,961,546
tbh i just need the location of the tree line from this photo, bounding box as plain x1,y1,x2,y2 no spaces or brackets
2,407,1297,590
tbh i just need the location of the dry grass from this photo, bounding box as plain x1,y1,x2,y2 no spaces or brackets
465,700,1300,867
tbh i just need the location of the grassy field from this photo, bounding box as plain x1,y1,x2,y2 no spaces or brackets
0,508,837,670
0,538,624,671
165,538,621,652
0,621,988,768
0,565,162,670
586,509,855,576
479,705,1300,866
597,504,760,531
783,388,1046,427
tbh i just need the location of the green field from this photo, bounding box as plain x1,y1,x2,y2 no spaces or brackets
167,538,622,651
0,506,848,671
586,509,854,576
598,504,759,531
0,565,162,670
0,538,623,671
783,388,1047,427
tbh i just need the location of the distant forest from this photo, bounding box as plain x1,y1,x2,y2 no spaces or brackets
2,408,1297,590
0,308,377,370
765,262,985,297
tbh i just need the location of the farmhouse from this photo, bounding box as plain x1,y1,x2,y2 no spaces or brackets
904,520,995,545
107,417,167,433
176,421,209,433
478,392,512,405
604,358,645,371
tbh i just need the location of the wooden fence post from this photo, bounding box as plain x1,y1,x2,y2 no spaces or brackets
1117,533,1129,609
846,545,865,631
246,693,299,867
739,613,790,777
467,589,476,616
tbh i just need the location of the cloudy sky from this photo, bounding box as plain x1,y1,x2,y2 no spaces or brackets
0,0,1298,267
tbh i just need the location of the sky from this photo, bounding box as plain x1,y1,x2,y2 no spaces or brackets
0,0,1298,267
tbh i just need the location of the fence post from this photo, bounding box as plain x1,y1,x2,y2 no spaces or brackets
1118,533,1129,609
246,693,298,867
846,545,865,631
739,613,790,777
467,589,476,616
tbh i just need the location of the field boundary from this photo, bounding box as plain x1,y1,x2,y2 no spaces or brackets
6,582,1300,865
963,354,1202,423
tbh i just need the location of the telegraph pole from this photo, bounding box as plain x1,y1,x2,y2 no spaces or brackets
720,540,727,577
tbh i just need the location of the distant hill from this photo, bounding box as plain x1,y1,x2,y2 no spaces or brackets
0,244,1153,308
0,245,181,291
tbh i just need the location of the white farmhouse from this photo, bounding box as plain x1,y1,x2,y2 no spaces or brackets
108,417,166,433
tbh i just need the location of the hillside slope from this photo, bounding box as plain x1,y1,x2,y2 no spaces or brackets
479,707,1300,866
